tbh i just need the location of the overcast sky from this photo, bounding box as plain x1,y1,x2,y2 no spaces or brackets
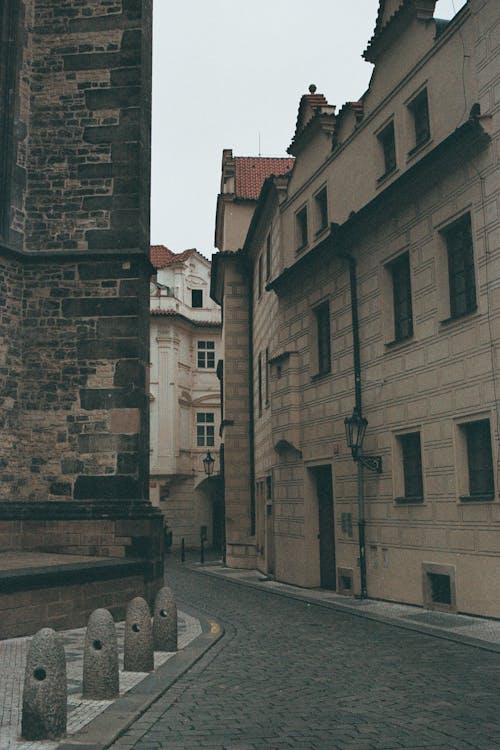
150,0,466,257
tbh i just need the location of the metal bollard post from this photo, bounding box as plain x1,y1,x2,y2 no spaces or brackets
82,608,119,699
124,596,154,672
153,585,178,652
181,537,185,563
21,628,67,741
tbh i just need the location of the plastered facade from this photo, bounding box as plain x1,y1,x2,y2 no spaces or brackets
149,250,223,549
213,0,500,617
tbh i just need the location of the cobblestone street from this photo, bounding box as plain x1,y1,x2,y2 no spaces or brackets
110,560,500,750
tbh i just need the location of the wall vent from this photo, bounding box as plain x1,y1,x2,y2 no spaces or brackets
422,562,456,612
337,567,353,595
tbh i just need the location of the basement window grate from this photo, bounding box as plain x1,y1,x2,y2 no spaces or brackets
428,572,451,605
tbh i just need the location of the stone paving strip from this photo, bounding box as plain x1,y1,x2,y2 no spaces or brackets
0,612,201,750
198,563,500,650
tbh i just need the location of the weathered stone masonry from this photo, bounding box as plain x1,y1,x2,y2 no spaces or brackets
0,0,162,606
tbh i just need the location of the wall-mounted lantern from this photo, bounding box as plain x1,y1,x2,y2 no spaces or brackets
202,450,215,476
344,407,382,473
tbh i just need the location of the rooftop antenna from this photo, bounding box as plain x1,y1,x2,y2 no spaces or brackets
258,131,261,157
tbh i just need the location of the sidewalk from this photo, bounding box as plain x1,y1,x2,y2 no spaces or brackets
195,561,500,653
0,608,221,750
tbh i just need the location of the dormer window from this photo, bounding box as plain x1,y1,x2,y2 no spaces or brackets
408,89,430,152
296,206,308,250
315,187,328,234
377,120,396,179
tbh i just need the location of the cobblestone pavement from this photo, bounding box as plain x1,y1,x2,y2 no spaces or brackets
110,560,500,750
0,612,201,750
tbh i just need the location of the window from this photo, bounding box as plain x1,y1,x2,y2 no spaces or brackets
315,187,328,233
296,206,308,249
258,254,263,298
443,214,476,319
396,432,423,502
265,234,271,281
257,353,262,417
265,346,270,407
191,289,203,308
408,89,430,151
197,341,215,369
196,412,215,447
314,301,331,376
377,120,396,177
389,253,413,341
460,420,494,500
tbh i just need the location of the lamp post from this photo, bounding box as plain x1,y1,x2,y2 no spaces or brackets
202,450,215,476
344,407,382,599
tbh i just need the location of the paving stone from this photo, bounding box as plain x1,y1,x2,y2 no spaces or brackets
109,558,500,750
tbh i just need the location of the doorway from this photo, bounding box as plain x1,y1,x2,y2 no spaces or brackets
314,465,336,589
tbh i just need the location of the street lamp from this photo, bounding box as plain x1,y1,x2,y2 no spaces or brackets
202,450,215,476
344,408,382,473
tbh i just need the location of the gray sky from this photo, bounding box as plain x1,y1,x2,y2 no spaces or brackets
151,0,466,256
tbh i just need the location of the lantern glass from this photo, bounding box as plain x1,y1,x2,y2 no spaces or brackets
202,450,215,476
344,408,368,453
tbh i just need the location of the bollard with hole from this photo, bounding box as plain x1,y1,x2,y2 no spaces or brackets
82,608,119,699
124,596,154,672
153,585,178,652
21,628,67,741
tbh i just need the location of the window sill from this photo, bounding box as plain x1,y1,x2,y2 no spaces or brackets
407,137,432,161
377,166,398,186
315,225,328,238
459,494,494,503
394,496,424,505
311,370,331,382
440,307,478,327
385,335,414,350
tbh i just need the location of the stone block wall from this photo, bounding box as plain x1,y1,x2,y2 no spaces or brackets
0,0,163,595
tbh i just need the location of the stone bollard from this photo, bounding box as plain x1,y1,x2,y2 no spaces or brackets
124,596,154,672
82,608,119,699
153,585,178,652
21,628,67,741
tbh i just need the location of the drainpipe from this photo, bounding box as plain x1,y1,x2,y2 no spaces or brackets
246,258,256,538
342,252,367,599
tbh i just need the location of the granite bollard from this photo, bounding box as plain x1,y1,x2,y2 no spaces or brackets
21,628,67,741
153,585,178,651
83,608,119,699
124,596,154,672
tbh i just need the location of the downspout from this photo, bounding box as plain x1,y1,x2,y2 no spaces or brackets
340,250,367,599
247,260,256,538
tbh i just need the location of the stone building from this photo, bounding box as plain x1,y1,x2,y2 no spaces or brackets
212,0,500,618
149,245,223,551
0,0,163,636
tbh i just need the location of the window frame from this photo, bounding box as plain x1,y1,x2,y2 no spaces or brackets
408,88,430,154
191,289,203,308
389,252,413,342
312,300,331,378
314,186,328,235
443,213,477,321
265,234,271,281
396,432,424,503
457,419,495,502
377,119,396,179
197,340,215,369
295,205,308,251
196,412,215,448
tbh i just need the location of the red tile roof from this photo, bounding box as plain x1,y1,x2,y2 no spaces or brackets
150,309,221,327
234,157,294,200
150,246,202,269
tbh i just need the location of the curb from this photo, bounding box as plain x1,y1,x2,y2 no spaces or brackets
56,605,224,750
195,566,500,655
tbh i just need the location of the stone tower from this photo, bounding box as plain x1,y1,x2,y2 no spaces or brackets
0,0,163,617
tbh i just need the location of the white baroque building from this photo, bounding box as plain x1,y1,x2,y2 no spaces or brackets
149,246,223,551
